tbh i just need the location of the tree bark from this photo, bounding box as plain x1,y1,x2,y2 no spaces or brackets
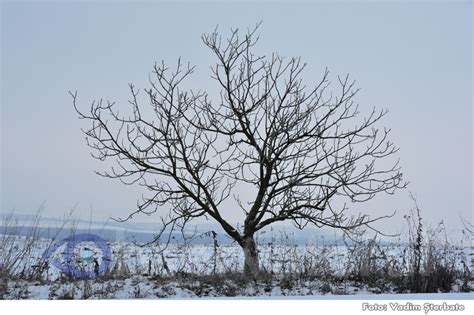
241,236,259,278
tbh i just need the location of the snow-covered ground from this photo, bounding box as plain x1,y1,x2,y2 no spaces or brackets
5,237,473,279
5,275,474,300
1,234,473,299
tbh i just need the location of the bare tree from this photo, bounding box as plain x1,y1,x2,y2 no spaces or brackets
71,24,406,277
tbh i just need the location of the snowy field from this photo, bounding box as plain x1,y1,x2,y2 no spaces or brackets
1,233,473,299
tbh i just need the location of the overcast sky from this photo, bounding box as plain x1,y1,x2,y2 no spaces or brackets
1,1,472,235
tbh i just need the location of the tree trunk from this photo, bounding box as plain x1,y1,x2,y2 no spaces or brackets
241,236,259,278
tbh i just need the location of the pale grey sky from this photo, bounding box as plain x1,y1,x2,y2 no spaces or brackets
1,1,472,234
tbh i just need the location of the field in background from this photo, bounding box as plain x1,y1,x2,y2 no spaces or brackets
1,210,473,299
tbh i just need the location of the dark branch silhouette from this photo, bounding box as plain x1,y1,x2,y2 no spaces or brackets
71,24,407,277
